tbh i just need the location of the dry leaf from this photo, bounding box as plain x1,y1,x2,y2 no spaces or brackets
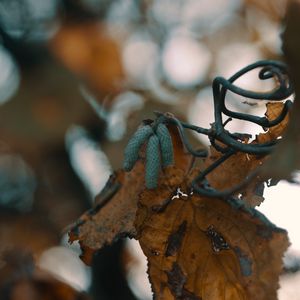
69,163,145,264
261,1,300,181
204,102,289,207
69,120,289,300
256,102,290,143
135,185,289,300
205,149,265,207
69,125,192,264
132,118,290,299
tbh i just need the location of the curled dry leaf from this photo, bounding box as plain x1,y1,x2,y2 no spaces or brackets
133,116,289,299
69,161,145,265
69,119,289,299
69,125,192,264
204,102,289,207
204,148,264,207
256,102,290,144
136,185,289,300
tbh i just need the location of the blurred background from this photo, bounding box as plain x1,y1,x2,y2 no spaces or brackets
0,0,299,299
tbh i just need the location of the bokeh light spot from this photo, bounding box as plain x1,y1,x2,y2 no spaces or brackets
162,34,211,87
0,46,20,105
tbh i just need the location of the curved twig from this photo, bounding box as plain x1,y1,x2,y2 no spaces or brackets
154,60,294,198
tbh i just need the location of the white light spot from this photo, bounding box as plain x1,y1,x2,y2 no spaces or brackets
65,126,111,198
122,34,159,86
279,266,300,300
38,246,91,291
258,180,300,251
188,86,271,145
125,239,152,300
107,92,144,141
214,43,274,93
246,9,282,54
150,0,181,27
172,188,188,200
188,87,214,146
0,46,20,105
182,0,241,33
162,34,211,87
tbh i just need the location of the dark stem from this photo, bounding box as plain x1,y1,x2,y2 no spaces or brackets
156,60,294,198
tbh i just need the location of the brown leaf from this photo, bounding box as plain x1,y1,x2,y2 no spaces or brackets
69,121,289,299
69,124,192,264
69,164,144,265
205,148,263,204
135,172,289,300
133,119,289,299
203,102,289,207
256,102,290,144
243,102,290,205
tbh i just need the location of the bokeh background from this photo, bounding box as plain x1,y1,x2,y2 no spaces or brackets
0,0,299,299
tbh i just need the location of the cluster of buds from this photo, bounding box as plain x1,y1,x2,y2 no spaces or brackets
123,123,174,189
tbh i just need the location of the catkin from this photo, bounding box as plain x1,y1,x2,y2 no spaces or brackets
123,125,153,171
156,123,174,168
145,135,161,189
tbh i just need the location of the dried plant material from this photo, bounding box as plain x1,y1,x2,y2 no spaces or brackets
136,186,289,300
50,23,123,94
69,119,289,299
239,179,266,207
69,125,192,264
261,1,300,181
204,102,290,207
205,150,266,207
205,149,262,199
256,102,290,143
132,119,289,298
69,161,145,265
